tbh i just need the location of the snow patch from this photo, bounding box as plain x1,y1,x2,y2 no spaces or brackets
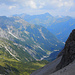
54,50,59,51
38,28,46,40
63,42,65,44
4,46,20,61
8,31,18,39
40,56,49,60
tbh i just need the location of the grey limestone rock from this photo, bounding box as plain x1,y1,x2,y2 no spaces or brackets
56,29,75,70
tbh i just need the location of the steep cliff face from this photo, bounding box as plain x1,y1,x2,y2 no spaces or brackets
56,29,75,70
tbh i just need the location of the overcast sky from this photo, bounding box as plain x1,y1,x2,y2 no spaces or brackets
0,0,75,17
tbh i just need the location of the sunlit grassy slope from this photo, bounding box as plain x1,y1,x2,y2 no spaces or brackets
0,38,48,75
0,55,48,75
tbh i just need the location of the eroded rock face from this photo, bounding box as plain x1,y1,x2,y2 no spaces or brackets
56,29,75,70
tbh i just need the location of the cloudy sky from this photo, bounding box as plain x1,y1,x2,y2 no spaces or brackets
0,0,75,17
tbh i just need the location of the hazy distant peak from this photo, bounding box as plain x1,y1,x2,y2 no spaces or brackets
44,12,51,15
41,12,53,17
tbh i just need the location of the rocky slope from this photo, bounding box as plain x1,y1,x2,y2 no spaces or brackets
0,38,35,62
31,29,75,75
0,16,64,62
30,56,62,75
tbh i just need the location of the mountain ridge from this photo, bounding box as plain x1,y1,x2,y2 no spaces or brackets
14,13,75,42
0,16,64,61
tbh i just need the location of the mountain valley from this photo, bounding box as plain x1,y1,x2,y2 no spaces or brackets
0,13,74,75
14,13,75,42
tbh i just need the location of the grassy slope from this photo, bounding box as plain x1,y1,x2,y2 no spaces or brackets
0,55,48,75
0,38,48,75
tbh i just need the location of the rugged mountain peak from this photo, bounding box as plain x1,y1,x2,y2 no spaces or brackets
56,29,75,70
66,29,75,43
44,12,52,16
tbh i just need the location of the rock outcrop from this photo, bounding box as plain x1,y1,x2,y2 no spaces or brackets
56,29,75,70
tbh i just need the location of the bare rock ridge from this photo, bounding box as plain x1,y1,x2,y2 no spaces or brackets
56,29,75,70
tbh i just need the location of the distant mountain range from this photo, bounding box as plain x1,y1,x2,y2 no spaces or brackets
13,13,75,42
0,16,64,62
13,13,54,27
